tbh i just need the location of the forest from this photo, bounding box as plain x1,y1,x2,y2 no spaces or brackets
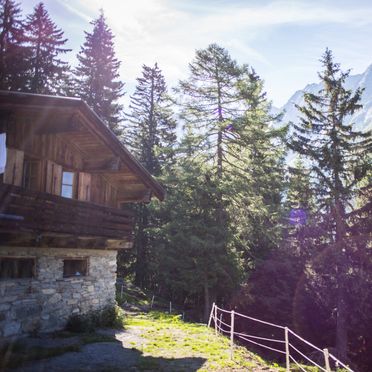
0,1,371,370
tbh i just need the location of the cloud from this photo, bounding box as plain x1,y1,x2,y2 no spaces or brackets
55,0,372,107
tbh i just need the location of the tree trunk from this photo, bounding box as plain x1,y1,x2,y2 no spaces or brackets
134,204,148,288
203,277,210,323
334,199,348,360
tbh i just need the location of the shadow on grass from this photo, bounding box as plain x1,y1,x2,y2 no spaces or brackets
0,336,207,372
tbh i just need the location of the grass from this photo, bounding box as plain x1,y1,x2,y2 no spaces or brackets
125,311,272,371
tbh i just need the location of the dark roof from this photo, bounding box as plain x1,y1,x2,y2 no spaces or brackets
0,90,165,201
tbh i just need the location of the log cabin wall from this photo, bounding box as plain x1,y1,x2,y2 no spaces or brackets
2,113,120,209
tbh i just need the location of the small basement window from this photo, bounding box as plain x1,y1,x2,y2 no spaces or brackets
63,258,88,278
0,257,35,279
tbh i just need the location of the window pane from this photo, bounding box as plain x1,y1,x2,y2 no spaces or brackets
61,185,73,198
63,259,88,277
0,258,35,279
62,172,74,186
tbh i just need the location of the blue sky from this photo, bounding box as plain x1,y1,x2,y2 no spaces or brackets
21,0,372,107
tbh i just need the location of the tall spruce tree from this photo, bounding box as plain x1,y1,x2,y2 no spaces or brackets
24,2,71,94
149,126,240,321
126,63,177,175
74,11,124,135
124,63,176,287
288,49,372,359
0,0,27,90
177,43,243,181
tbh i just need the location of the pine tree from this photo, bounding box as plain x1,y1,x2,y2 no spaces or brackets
0,0,27,90
288,48,372,359
126,63,177,175
24,2,71,94
177,43,243,180
124,63,176,287
150,128,240,321
74,11,124,135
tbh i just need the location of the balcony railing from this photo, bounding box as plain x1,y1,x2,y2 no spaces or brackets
0,183,133,249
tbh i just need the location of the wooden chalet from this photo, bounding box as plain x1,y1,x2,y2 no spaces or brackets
0,91,164,338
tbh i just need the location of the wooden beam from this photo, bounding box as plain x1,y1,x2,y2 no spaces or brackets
0,231,132,250
83,157,121,172
35,114,84,135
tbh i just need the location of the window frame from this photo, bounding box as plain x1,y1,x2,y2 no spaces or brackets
61,170,76,199
22,158,40,191
62,257,89,278
0,256,36,280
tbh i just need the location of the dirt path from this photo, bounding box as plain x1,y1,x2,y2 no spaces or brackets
6,313,279,372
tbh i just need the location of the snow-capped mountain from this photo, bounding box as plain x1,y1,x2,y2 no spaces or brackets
276,64,372,132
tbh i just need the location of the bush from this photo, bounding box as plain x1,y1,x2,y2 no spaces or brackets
66,305,125,333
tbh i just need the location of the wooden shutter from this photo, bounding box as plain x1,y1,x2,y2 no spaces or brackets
3,148,24,186
45,160,62,195
78,172,91,201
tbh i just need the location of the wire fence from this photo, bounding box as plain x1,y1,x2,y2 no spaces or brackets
207,303,353,372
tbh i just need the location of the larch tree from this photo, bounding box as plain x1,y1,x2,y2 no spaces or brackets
123,63,176,287
288,48,372,359
24,2,71,94
74,10,124,136
0,0,27,90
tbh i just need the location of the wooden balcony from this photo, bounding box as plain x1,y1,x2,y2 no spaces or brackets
0,184,134,250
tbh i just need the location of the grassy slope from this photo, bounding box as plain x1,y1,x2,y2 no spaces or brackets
125,311,281,371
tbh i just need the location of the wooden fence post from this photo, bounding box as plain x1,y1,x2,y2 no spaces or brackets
230,310,235,360
207,302,215,328
214,304,218,335
150,295,154,309
169,301,172,314
285,327,290,372
323,348,331,372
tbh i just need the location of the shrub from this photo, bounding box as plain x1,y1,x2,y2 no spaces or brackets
66,305,125,333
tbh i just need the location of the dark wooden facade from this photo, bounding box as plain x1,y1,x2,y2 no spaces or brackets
0,91,165,250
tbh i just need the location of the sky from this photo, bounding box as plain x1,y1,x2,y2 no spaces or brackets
21,0,372,107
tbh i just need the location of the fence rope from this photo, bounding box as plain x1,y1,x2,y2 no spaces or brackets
234,331,285,344
209,304,354,372
289,354,307,372
288,342,327,372
236,333,286,354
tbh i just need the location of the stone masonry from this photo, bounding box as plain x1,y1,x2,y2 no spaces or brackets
0,247,117,338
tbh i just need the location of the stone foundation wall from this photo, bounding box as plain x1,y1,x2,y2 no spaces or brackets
0,247,117,338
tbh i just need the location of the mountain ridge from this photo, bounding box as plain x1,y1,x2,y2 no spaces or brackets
275,64,372,132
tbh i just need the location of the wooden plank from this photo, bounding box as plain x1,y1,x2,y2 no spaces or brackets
3,148,24,186
78,172,91,202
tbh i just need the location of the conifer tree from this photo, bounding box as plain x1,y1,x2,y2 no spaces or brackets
74,11,124,135
24,2,71,94
0,0,26,90
288,48,372,359
126,63,177,175
177,43,243,181
124,63,176,287
149,127,240,320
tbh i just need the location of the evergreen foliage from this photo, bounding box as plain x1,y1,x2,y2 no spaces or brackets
122,63,177,288
23,2,71,94
288,49,372,359
74,11,124,135
126,63,177,175
0,0,26,90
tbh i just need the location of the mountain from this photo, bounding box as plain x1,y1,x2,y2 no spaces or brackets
276,64,372,133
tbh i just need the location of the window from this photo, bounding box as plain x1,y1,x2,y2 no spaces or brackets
61,171,75,198
0,257,35,279
63,258,88,278
23,160,40,191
